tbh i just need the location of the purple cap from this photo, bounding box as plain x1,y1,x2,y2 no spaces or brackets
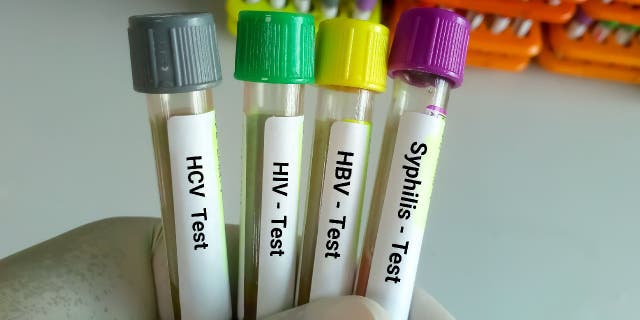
388,8,470,88
356,0,377,11
572,7,593,25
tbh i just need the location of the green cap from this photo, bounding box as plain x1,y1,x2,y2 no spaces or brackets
234,11,315,84
599,20,619,29
620,24,640,31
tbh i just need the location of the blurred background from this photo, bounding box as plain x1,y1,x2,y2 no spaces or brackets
1,0,639,319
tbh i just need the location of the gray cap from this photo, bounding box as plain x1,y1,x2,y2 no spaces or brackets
128,12,222,94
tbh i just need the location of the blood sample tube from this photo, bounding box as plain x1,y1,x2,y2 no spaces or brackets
614,24,639,46
127,12,231,320
355,8,470,320
353,0,377,20
513,18,533,38
491,15,511,34
465,11,485,30
592,20,618,43
566,7,593,39
234,11,315,319
296,18,388,305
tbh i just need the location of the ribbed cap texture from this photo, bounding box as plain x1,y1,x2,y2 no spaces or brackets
316,18,388,92
388,8,470,88
234,11,315,84
128,13,222,94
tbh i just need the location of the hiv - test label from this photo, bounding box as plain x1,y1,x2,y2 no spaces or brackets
257,115,304,318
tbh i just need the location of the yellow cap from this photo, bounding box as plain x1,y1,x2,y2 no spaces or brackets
316,18,389,92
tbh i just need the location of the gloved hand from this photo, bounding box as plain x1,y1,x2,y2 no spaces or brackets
0,217,454,320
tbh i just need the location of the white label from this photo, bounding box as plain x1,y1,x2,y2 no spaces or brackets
309,121,371,301
366,112,446,320
256,115,304,318
167,111,231,320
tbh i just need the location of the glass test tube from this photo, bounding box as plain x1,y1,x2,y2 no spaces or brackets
513,18,533,38
234,11,315,319
353,0,378,20
270,0,286,9
296,18,388,305
592,21,618,43
128,13,231,320
322,0,340,18
294,0,312,12
614,25,639,46
491,15,511,34
354,8,470,320
465,11,485,30
566,7,593,39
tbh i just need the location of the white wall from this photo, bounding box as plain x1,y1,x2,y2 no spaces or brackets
1,1,639,319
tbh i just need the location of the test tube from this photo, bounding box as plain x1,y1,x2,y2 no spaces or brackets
465,11,485,30
491,15,511,34
513,18,533,38
234,11,315,319
592,20,618,43
354,8,470,320
270,0,287,9
322,0,340,18
353,0,377,20
296,18,388,305
294,0,312,12
614,24,639,46
127,13,231,320
566,7,593,39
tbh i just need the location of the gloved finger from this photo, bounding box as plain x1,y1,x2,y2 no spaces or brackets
409,287,455,320
152,222,239,320
150,221,172,320
265,295,390,320
0,217,162,320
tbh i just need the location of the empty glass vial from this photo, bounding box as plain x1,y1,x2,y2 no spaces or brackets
296,18,388,305
354,8,470,320
127,13,231,320
234,11,315,319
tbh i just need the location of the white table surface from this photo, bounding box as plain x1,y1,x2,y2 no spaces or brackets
1,0,639,319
